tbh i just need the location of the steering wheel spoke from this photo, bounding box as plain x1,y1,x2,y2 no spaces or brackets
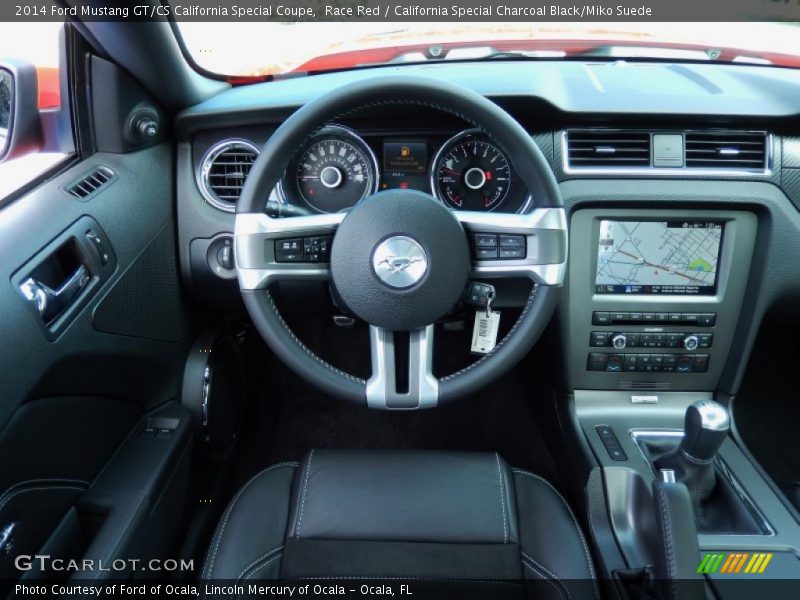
234,212,344,289
455,207,568,286
367,325,438,410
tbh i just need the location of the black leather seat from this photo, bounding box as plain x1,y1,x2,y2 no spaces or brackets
202,450,599,599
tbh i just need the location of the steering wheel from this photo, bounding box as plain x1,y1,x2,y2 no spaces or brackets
235,76,567,409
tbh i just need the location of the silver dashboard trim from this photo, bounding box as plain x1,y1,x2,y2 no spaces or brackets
234,207,568,289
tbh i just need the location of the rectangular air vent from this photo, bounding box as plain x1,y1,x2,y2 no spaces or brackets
566,130,651,169
67,166,115,200
685,132,767,170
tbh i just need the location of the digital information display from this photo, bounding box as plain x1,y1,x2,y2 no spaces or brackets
383,141,427,174
595,220,724,295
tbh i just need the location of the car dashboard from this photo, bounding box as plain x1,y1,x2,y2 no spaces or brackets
174,58,800,400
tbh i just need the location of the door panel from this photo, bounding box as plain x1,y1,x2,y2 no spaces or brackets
0,143,192,579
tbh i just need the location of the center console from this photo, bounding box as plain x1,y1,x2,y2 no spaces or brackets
567,208,800,597
568,209,757,391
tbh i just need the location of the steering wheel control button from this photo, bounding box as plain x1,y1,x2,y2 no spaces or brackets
331,189,469,330
473,233,497,247
275,235,332,263
372,236,428,289
498,234,525,248
471,232,527,260
303,235,331,263
474,247,499,259
277,238,301,252
499,247,525,259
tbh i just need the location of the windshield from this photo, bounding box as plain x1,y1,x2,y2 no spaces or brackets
175,22,800,78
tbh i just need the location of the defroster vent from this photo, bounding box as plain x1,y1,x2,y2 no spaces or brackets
67,166,115,200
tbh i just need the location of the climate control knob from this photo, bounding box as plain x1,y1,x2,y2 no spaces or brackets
611,333,628,349
682,335,700,351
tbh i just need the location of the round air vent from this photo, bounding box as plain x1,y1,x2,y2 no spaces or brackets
198,139,260,212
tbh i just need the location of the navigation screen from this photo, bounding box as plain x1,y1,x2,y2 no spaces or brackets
595,220,724,295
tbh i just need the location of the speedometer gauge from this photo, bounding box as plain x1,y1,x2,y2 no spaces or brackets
432,131,511,212
285,126,379,213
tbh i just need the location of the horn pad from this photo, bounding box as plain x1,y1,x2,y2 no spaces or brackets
330,190,470,331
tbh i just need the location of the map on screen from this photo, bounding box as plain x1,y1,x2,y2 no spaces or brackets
595,220,723,295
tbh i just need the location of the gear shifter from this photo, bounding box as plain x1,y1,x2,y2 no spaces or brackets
654,400,730,507
675,399,730,462
645,399,763,534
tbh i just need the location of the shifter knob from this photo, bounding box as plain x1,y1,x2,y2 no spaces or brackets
679,400,730,462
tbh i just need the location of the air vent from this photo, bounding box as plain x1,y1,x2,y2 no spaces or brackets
199,139,259,212
685,132,767,170
565,130,651,168
67,166,115,200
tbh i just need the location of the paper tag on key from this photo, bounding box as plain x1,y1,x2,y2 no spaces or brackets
471,310,500,354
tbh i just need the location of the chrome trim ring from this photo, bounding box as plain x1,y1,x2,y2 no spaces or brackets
197,138,261,213
283,124,381,213
430,128,533,214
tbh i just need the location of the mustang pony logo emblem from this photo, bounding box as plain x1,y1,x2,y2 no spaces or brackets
372,236,428,289
377,255,424,274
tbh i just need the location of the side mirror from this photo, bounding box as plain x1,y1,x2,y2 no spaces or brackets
0,60,43,163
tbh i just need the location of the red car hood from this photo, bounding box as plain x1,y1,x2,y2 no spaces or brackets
284,38,800,76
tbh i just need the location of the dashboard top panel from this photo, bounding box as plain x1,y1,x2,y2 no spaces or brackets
176,61,800,135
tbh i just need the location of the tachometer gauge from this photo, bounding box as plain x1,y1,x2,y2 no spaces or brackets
285,126,379,213
432,131,511,211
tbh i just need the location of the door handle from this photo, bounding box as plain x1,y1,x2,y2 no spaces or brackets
20,264,90,322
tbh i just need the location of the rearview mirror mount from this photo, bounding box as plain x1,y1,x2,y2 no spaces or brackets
0,60,43,163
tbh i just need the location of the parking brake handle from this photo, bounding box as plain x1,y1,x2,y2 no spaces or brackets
20,264,90,323
651,478,704,600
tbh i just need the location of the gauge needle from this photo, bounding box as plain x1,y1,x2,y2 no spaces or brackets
441,168,462,176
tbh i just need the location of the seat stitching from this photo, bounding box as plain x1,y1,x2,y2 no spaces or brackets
494,452,509,543
512,469,600,600
242,551,284,582
0,484,86,514
521,551,568,596
236,545,283,582
202,462,298,582
522,558,568,600
295,449,315,538
655,486,678,600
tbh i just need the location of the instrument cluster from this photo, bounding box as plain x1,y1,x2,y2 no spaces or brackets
276,126,532,214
